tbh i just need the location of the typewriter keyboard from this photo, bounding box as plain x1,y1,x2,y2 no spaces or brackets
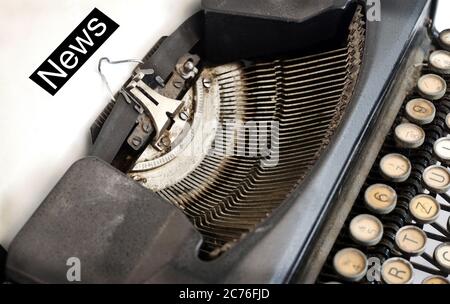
318,30,450,284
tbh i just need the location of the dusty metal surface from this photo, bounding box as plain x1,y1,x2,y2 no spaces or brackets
130,68,221,190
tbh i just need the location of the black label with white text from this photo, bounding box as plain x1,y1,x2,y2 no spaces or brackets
30,8,119,95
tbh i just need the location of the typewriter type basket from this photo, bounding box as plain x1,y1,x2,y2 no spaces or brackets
155,7,366,258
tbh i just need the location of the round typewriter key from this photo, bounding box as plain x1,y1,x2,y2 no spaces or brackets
422,275,450,284
394,123,425,148
381,257,414,284
349,214,384,246
439,29,450,51
379,153,411,182
405,98,436,125
446,113,450,130
434,243,450,273
434,137,450,164
409,194,440,224
417,74,447,100
422,165,450,193
429,50,450,74
364,184,397,215
333,248,368,281
395,225,427,256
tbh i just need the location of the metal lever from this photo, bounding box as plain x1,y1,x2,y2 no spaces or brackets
127,79,184,146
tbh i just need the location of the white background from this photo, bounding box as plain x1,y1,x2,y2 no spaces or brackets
0,0,201,248
0,0,449,279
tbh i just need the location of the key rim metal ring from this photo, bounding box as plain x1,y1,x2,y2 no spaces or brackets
429,50,450,74
395,225,427,256
381,257,414,284
332,247,368,282
379,153,412,182
408,194,441,224
364,183,397,215
405,98,436,125
349,214,384,246
433,137,450,163
421,275,450,284
433,242,450,272
394,122,425,148
422,164,450,193
417,74,447,100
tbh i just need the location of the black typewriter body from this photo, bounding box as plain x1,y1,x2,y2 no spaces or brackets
3,0,450,284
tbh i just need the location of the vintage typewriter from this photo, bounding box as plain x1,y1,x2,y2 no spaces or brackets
2,0,450,284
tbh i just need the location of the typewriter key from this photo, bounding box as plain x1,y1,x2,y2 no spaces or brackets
394,123,425,148
446,113,450,130
349,214,383,246
422,275,450,284
434,243,450,273
429,50,450,74
433,137,450,163
422,165,450,193
333,248,368,281
409,194,440,224
380,153,411,182
364,184,397,214
381,257,414,284
405,98,436,125
417,74,447,100
395,225,427,256
439,29,450,51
